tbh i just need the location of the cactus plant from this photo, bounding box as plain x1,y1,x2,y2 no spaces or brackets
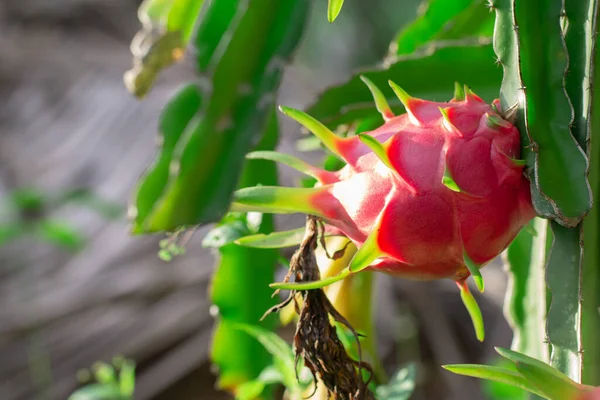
122,0,600,398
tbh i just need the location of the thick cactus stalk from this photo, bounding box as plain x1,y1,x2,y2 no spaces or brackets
494,0,600,385
582,0,600,386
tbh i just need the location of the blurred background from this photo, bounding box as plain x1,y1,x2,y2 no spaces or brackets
0,0,514,399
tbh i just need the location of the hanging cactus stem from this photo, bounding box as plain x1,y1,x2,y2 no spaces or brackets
457,279,485,342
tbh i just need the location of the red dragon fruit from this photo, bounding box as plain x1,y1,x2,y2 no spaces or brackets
232,78,535,340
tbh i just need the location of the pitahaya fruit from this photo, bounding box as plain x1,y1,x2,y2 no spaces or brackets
578,387,600,400
233,78,535,340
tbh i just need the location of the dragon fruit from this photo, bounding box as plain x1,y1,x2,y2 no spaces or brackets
232,78,535,339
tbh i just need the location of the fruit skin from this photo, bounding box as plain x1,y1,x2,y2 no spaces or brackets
304,88,534,281
577,387,600,400
235,84,536,282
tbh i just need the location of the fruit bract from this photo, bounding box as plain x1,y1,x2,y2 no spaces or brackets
234,80,535,285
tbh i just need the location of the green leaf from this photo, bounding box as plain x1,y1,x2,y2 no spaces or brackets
67,384,123,400
390,0,492,56
235,380,266,400
327,0,344,22
0,223,25,247
136,0,310,233
443,364,548,398
36,220,85,251
10,187,45,211
202,219,250,248
495,347,582,398
118,360,136,396
307,40,501,129
391,0,475,55
60,189,123,220
481,358,529,400
233,323,299,392
376,364,416,400
235,227,306,249
437,0,494,41
92,362,117,386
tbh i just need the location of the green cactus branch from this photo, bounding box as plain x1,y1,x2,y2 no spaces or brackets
515,0,591,225
131,0,310,233
581,0,600,386
492,0,600,385
503,218,550,367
